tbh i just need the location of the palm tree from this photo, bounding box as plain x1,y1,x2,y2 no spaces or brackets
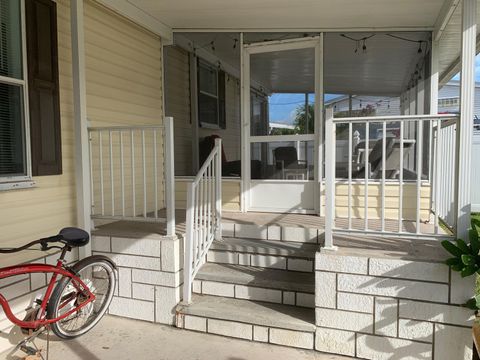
293,103,315,134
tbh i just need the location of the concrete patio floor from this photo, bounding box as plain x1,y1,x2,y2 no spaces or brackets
2,316,351,360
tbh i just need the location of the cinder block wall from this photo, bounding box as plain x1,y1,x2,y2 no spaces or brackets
315,252,474,360
92,234,183,325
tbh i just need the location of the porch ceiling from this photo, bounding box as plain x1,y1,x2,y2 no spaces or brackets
177,32,429,96
128,0,443,31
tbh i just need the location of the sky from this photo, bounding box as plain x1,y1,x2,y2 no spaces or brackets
269,93,340,124
269,55,480,125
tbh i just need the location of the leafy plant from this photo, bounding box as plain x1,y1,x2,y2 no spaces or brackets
442,218,480,309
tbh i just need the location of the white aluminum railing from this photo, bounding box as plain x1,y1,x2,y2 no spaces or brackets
324,109,458,248
432,117,458,231
183,138,222,304
88,117,175,236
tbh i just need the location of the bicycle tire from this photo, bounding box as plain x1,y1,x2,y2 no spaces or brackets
46,255,116,339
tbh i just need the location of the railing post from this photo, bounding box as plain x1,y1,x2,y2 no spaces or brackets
183,182,195,304
165,117,176,236
324,108,337,251
215,138,222,241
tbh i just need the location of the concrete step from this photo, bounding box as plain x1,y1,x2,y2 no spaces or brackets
222,220,322,244
193,263,315,308
207,237,318,272
176,294,316,349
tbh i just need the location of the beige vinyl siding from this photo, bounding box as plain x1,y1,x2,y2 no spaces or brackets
84,0,163,127
85,0,165,217
175,178,241,212
164,46,193,176
321,183,431,221
0,0,76,249
198,74,241,163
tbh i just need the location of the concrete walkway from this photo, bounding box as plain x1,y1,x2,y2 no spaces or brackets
3,316,351,360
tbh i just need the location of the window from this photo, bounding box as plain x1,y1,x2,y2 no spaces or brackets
0,0,30,187
438,97,459,108
0,0,61,190
198,59,226,129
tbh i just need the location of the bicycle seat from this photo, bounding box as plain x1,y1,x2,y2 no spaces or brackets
58,227,90,247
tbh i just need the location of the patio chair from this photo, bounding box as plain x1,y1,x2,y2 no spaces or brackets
353,137,396,179
199,135,261,178
273,146,308,180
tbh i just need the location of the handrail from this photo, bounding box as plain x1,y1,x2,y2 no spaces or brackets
183,138,222,304
87,117,175,236
332,113,458,123
432,116,459,230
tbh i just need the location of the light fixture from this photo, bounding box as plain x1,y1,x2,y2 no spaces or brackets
340,34,375,54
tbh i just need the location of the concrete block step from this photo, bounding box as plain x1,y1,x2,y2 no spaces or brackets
222,221,321,244
193,263,314,308
207,237,318,272
176,295,316,349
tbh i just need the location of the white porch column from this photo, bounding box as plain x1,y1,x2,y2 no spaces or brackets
71,0,92,258
323,108,337,251
240,33,249,213
456,0,477,239
430,40,439,115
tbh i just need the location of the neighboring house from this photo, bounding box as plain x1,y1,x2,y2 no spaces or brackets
325,80,480,118
0,1,478,360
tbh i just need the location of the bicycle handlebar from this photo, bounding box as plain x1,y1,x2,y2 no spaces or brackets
0,235,62,254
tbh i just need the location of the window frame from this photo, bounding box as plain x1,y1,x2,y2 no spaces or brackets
0,0,34,190
197,58,223,129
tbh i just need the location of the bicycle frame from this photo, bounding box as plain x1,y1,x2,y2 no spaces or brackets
0,250,96,329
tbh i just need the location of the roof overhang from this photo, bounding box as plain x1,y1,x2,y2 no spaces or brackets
111,0,479,93
127,0,444,32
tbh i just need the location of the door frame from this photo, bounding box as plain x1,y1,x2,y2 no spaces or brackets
240,34,324,214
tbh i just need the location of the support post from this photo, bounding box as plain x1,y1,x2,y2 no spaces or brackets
183,182,195,304
314,33,324,215
324,108,337,251
71,0,91,258
429,41,439,212
165,116,176,236
215,138,222,240
240,33,250,213
430,41,439,116
456,0,476,240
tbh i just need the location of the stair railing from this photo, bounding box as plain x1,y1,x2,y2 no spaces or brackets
183,138,222,303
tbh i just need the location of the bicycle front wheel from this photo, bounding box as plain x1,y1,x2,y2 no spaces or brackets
47,255,116,339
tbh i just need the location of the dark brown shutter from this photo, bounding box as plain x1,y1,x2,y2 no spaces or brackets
25,0,62,176
218,70,226,129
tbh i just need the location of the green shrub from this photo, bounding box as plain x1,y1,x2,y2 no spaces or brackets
442,218,480,309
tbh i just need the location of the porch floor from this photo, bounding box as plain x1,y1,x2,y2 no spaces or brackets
3,315,350,360
93,210,448,263
223,211,445,236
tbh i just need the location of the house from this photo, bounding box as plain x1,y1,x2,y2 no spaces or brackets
325,79,480,117
0,0,478,359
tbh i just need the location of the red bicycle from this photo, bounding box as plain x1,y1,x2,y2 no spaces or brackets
0,227,116,347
